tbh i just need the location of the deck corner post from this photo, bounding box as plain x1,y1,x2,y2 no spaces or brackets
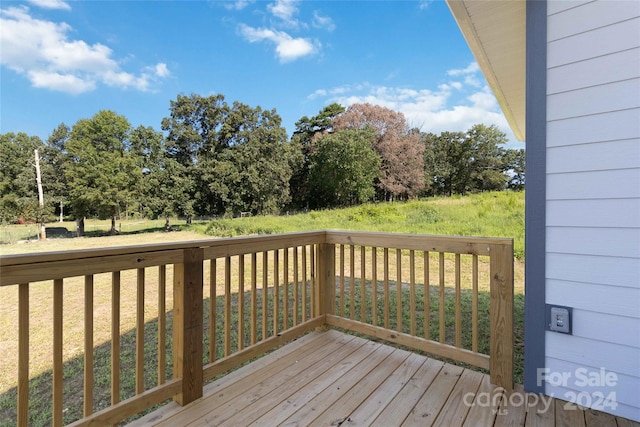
173,247,204,406
489,243,514,390
316,243,335,323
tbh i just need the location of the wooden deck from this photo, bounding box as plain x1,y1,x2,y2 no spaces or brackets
129,330,638,427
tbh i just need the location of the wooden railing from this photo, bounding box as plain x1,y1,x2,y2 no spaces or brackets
322,231,514,389
0,230,513,426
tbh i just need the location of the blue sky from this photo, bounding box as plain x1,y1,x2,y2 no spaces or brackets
1,0,521,149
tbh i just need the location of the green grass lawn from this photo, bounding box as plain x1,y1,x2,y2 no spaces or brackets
202,191,525,259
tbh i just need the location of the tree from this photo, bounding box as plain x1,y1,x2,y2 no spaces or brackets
292,102,345,142
129,125,187,229
203,102,296,215
41,123,70,222
422,124,510,196
0,132,46,224
162,93,228,165
465,124,508,192
332,103,425,200
65,111,141,235
308,129,381,208
289,103,345,208
162,94,295,217
162,93,229,219
502,148,526,190
422,131,468,196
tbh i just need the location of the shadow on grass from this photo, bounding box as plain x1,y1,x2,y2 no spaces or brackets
0,280,524,426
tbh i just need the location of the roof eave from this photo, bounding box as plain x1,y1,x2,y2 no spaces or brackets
446,0,526,141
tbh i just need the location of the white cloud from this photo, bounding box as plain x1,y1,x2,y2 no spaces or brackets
447,62,480,76
235,1,331,63
267,0,300,27
239,24,317,62
418,1,433,10
26,0,70,10
154,63,170,78
308,89,327,99
312,11,335,32
223,1,253,11
0,6,169,94
28,70,95,94
309,66,517,143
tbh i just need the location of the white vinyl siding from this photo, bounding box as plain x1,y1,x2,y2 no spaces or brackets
547,199,640,229
547,17,640,67
548,139,640,173
547,254,640,288
547,169,640,199
545,0,640,422
547,109,640,147
545,357,640,409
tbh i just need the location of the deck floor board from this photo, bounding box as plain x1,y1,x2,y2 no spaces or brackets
129,330,640,427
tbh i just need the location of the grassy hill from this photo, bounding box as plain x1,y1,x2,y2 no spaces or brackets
201,191,525,259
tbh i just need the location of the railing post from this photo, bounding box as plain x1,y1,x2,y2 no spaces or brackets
489,242,514,390
316,243,335,320
173,248,204,405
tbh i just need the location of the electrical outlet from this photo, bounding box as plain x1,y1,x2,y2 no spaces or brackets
549,306,571,334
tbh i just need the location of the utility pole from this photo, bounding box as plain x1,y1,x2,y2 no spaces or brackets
34,149,46,240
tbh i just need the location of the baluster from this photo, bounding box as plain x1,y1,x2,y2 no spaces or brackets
384,248,389,329
396,248,402,332
238,255,245,351
372,247,377,326
225,256,231,356
410,250,416,336
158,265,166,384
439,253,445,344
18,283,29,426
84,275,94,416
283,248,289,330
472,254,479,353
302,246,308,322
273,250,279,334
111,272,121,403
360,246,366,322
136,268,145,394
455,254,461,348
53,279,63,427
209,259,216,363
349,245,355,319
424,251,430,341
262,252,268,340
251,252,257,345
339,245,345,316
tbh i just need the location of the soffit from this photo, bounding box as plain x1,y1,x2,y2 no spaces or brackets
446,0,526,141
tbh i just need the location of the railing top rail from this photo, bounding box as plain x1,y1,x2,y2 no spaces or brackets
0,230,513,287
0,231,328,268
325,230,513,255
0,230,513,269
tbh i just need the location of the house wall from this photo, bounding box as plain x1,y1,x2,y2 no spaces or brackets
545,0,640,421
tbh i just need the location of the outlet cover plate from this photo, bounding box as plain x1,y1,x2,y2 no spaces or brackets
546,304,573,335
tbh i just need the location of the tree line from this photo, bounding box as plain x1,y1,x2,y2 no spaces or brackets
0,93,524,234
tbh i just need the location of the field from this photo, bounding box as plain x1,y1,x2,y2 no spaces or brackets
0,191,525,425
202,191,525,259
0,218,202,248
